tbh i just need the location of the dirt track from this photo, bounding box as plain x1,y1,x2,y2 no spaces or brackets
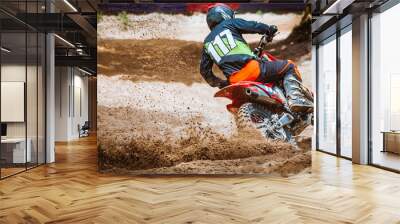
98,12,302,42
98,38,311,86
97,13,312,175
98,104,311,175
98,39,206,84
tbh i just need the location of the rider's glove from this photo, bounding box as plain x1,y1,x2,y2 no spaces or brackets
218,80,230,89
268,25,278,36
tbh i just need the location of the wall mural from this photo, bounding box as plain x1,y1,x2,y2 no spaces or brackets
97,3,313,175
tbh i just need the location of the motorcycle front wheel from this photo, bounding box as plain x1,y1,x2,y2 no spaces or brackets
236,102,293,142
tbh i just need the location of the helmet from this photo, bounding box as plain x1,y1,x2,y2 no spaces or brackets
206,3,235,30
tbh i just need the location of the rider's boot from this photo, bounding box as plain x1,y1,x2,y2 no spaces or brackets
283,73,314,112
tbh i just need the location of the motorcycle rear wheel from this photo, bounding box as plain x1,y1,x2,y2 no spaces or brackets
237,102,293,142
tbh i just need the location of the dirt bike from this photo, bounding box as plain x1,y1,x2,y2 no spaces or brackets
214,33,314,143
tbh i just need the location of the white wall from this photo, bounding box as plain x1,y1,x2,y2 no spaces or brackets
55,66,70,141
71,73,89,138
55,67,89,141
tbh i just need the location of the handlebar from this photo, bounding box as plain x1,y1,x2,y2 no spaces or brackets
254,32,278,57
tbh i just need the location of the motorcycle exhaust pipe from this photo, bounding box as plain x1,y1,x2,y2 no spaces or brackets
245,88,277,105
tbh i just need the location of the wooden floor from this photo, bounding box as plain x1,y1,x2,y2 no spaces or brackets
1,136,400,224
1,167,26,178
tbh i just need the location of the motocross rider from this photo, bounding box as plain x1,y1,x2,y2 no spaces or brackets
200,3,313,112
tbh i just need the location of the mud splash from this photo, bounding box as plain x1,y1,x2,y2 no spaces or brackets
97,76,311,175
98,105,309,175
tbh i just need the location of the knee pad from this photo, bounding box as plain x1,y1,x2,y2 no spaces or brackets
287,60,302,81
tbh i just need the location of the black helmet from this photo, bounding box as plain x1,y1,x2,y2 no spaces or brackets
206,4,235,30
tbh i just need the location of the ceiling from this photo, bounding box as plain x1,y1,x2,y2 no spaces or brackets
0,0,99,73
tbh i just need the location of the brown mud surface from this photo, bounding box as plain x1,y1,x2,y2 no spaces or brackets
98,38,310,85
98,39,206,85
98,13,302,42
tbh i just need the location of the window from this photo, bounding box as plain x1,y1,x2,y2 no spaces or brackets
339,26,352,158
317,35,337,154
370,3,400,171
0,1,46,179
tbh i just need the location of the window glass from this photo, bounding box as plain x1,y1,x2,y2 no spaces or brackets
371,3,400,171
27,31,38,169
1,31,27,178
317,36,337,154
339,27,352,158
0,1,46,178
